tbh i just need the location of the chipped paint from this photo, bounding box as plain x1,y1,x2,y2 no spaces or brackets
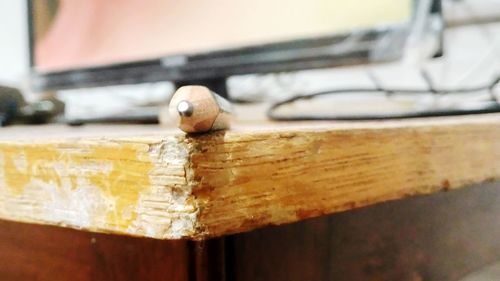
0,137,198,238
128,137,198,239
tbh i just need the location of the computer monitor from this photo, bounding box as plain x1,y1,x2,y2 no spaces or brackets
28,0,441,97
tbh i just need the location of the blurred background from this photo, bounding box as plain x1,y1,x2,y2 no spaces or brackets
0,0,499,124
0,1,28,84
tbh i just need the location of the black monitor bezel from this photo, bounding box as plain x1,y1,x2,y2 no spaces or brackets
27,0,435,92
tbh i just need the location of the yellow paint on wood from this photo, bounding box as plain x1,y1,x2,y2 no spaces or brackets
0,114,499,240
0,142,154,231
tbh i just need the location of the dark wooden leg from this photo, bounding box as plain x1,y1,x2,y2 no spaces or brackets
190,239,226,281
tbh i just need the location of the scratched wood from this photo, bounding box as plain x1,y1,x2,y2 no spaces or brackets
0,114,499,240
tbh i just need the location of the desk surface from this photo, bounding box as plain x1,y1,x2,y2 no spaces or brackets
0,113,499,240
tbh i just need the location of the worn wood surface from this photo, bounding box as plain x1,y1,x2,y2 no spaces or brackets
0,114,499,239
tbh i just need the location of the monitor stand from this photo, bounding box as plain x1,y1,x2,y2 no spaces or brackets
174,77,229,99
67,77,230,125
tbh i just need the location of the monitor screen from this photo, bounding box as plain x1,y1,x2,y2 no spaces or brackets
29,0,421,92
32,0,411,72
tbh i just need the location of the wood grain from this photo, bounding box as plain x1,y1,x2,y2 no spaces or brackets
0,114,499,239
0,135,197,239
190,114,500,237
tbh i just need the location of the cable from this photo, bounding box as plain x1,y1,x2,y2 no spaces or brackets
267,74,500,121
448,0,500,86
